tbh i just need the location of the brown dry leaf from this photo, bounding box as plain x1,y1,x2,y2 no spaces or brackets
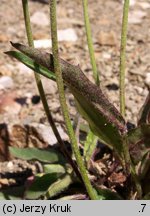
88,159,107,178
108,172,126,187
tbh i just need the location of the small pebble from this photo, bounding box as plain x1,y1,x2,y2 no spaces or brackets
32,95,41,104
106,83,119,91
97,31,117,46
145,73,150,86
31,11,49,26
127,122,136,131
0,76,14,90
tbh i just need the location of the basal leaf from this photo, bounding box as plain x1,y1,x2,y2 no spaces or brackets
73,88,124,157
127,124,150,164
45,173,74,199
9,147,66,163
25,173,59,199
84,131,98,163
43,164,66,174
6,43,127,159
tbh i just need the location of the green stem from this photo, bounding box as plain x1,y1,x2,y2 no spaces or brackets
82,0,99,85
119,0,129,117
82,0,99,165
21,0,81,180
119,1,142,198
49,0,98,200
119,1,132,189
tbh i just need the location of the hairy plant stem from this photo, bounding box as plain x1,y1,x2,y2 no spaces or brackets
49,0,98,200
21,0,81,180
119,0,129,117
119,0,131,171
119,1,141,198
82,0,99,164
82,0,99,85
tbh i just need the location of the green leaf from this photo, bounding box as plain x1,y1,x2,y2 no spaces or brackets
73,88,124,157
43,164,66,174
127,124,150,164
9,147,66,163
6,43,127,159
79,123,90,134
96,188,122,200
84,130,98,163
25,173,59,199
43,164,69,180
5,51,56,81
138,91,150,125
44,173,74,199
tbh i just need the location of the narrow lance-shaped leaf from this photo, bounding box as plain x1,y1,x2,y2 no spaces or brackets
44,173,74,199
6,43,127,159
84,131,98,163
9,147,66,163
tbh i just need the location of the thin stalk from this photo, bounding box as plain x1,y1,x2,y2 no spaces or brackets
21,0,81,180
49,0,98,200
119,1,141,197
82,0,99,163
119,0,131,187
82,0,99,85
119,0,129,117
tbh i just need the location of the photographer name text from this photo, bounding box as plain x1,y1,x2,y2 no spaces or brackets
2,203,72,214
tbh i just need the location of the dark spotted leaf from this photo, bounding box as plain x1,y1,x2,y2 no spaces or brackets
5,50,56,81
6,43,127,159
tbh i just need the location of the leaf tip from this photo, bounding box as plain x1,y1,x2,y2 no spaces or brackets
10,41,22,50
